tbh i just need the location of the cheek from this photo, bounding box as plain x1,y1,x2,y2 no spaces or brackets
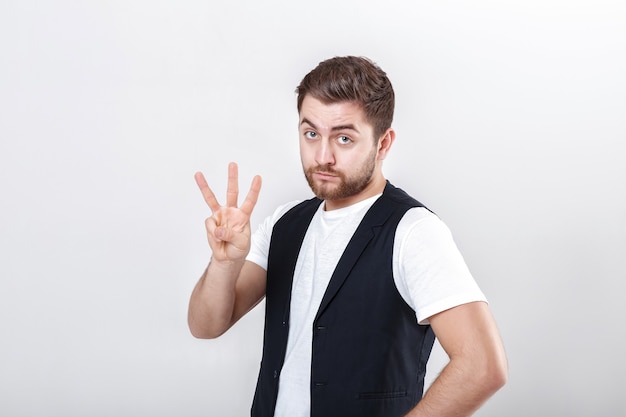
344,149,375,173
299,147,312,167
299,143,315,162
342,149,364,165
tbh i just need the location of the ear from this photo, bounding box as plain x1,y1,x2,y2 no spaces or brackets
376,128,396,161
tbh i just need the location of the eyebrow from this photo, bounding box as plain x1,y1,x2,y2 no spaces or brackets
300,118,360,133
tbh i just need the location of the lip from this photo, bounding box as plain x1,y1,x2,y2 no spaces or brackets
314,171,338,180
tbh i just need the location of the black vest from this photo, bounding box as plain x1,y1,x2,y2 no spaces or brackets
251,182,436,417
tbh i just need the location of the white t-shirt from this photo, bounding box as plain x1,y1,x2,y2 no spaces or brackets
246,194,486,417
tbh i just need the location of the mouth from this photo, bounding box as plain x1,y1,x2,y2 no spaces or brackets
314,171,339,180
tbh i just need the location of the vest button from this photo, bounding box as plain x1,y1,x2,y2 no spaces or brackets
273,370,278,379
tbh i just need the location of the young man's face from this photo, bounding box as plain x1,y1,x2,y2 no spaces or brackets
298,95,389,210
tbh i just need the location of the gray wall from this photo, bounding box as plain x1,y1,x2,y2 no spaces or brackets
1,1,624,416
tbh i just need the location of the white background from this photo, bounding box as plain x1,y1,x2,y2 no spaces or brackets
1,1,625,416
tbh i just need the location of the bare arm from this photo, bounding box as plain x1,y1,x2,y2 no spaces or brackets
187,163,265,339
405,301,508,417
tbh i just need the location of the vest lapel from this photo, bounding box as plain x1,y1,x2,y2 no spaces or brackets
314,193,395,321
269,198,322,325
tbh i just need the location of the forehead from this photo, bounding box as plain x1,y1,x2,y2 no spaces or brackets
299,96,371,131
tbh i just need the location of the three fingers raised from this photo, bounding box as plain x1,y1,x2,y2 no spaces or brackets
195,163,262,215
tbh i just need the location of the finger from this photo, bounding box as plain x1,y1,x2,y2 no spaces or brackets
226,162,239,208
195,171,221,213
205,217,225,243
240,175,262,216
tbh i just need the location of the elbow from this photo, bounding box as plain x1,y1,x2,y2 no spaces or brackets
188,316,227,340
481,352,508,394
486,361,508,393
457,347,508,396
189,326,221,340
189,325,225,340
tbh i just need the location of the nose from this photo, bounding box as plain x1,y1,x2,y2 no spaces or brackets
315,140,335,166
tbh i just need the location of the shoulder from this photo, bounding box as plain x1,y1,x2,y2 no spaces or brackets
270,200,303,223
272,197,323,228
247,199,306,270
395,207,454,252
382,181,428,210
258,197,323,230
393,208,486,324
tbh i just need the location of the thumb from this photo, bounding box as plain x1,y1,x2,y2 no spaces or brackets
214,226,230,242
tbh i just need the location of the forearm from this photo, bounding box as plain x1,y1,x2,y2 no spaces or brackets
406,355,507,417
188,258,244,339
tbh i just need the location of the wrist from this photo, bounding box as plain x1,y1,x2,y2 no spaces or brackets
207,256,245,274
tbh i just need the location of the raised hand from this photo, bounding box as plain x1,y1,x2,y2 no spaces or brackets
195,163,262,264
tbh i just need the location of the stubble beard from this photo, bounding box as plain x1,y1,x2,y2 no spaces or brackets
304,148,377,201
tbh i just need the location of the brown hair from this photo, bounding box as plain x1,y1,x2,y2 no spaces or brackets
296,56,395,139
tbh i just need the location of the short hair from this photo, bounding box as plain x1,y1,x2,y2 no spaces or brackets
296,56,395,139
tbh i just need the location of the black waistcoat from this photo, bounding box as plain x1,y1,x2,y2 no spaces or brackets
251,182,436,417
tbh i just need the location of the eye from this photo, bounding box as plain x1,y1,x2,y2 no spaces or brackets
337,135,352,145
304,131,318,139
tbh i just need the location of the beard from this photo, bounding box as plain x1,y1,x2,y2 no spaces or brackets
304,148,377,201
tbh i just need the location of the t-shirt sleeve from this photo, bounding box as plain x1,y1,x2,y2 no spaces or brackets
393,208,487,325
246,200,302,270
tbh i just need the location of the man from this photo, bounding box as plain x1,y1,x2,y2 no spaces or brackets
188,56,507,417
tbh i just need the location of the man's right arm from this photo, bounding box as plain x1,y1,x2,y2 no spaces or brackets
187,164,264,339
188,259,266,339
